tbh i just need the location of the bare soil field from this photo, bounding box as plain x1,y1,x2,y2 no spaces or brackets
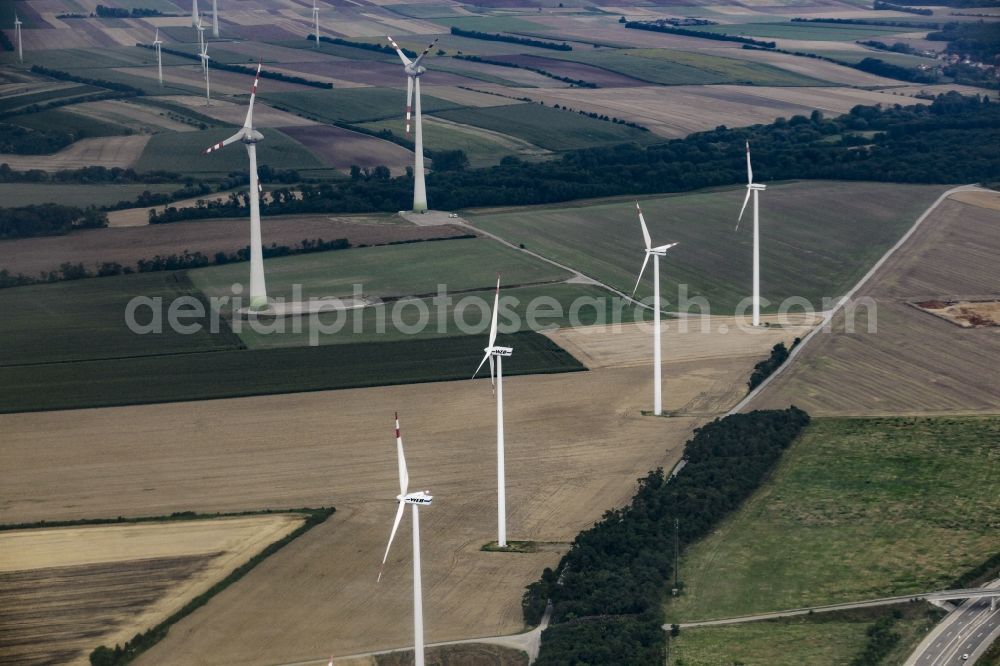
280,125,415,173
66,99,195,133
502,84,917,138
0,320,790,664
0,135,151,170
0,215,470,277
911,299,1000,328
160,95,319,128
750,194,1000,416
0,515,304,666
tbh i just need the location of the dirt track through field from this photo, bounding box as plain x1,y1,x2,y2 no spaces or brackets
0,319,791,664
749,192,1000,415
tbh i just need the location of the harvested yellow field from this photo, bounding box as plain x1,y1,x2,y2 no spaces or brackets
0,314,791,664
0,135,151,170
750,192,1000,416
0,515,305,666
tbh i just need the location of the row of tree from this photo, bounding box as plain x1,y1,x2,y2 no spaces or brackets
454,54,596,87
0,204,107,239
625,21,777,48
747,338,800,392
527,407,812,663
873,0,934,15
315,35,416,58
449,27,573,51
133,93,999,224
136,44,333,89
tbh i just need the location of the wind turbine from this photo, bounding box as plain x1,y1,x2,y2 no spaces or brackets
204,62,268,310
198,41,211,106
212,0,219,38
473,277,513,548
312,0,320,47
387,35,438,213
14,13,22,64
153,28,163,87
378,413,433,666
191,0,199,27
631,203,679,417
196,15,205,64
736,141,766,327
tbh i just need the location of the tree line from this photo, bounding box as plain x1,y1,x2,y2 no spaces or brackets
747,338,800,392
525,408,812,663
873,0,934,15
454,54,596,87
136,44,333,89
449,26,573,51
0,204,107,239
134,93,999,223
625,21,777,49
315,35,416,58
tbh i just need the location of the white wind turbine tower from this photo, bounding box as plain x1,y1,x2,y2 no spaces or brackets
191,0,199,27
387,35,438,213
378,413,433,666
198,40,211,106
14,13,22,64
631,203,679,417
153,29,163,87
204,63,268,310
312,0,320,47
196,15,205,62
212,0,219,38
473,277,513,548
736,141,766,327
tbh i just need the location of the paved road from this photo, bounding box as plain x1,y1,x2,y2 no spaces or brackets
905,581,1000,666
670,587,1000,630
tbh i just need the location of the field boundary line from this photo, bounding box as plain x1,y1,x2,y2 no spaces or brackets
728,184,983,415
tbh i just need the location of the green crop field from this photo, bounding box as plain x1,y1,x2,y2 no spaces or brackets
59,66,202,96
358,115,541,167
0,183,178,207
16,46,190,71
0,329,582,413
547,49,830,86
697,21,917,42
6,107,131,139
190,237,570,306
433,104,657,151
666,416,1000,623
811,49,939,68
0,272,242,367
235,282,626,350
260,88,462,125
668,604,944,666
134,128,324,174
468,181,949,313
0,84,104,114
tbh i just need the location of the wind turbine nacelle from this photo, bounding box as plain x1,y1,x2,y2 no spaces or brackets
244,129,264,143
749,183,767,191
406,65,427,77
491,346,513,357
404,491,433,505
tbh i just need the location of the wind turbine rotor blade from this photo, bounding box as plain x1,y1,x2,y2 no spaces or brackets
636,202,651,251
488,277,499,350
205,130,243,154
473,350,490,379
736,188,751,231
746,140,753,185
412,38,439,67
405,76,413,134
489,353,495,392
395,413,409,497
386,35,413,66
244,61,262,129
377,501,406,582
632,252,650,297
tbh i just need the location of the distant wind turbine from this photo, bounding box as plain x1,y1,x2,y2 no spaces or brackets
198,40,211,105
387,35,438,213
191,0,199,27
196,15,205,67
473,277,513,548
153,28,163,87
736,141,766,327
204,63,268,310
14,13,22,64
312,0,320,47
631,203,679,417
378,413,433,666
212,0,219,38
